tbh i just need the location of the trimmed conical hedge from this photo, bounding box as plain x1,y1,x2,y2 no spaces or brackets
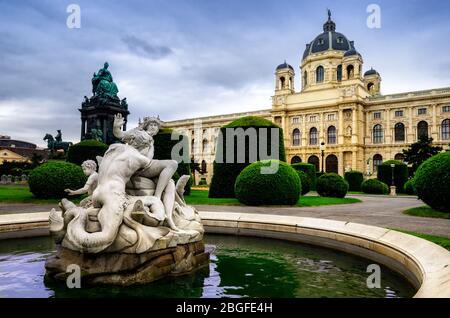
153,128,192,195
67,139,108,166
209,116,286,198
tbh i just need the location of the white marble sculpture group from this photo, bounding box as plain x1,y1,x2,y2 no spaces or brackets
49,114,204,254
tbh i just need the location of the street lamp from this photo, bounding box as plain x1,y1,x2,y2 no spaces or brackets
390,163,396,196
320,142,326,173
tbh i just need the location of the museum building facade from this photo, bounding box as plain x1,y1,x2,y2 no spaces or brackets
165,14,450,184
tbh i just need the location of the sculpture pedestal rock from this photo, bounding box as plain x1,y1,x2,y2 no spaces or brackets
45,241,209,286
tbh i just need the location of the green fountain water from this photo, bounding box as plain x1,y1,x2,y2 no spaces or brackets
0,235,415,298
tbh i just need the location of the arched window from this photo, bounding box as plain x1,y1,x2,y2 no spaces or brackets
303,71,308,86
201,160,207,174
442,119,450,140
291,156,302,164
367,82,374,92
309,127,318,145
394,123,405,142
279,76,285,89
347,64,354,79
191,139,195,152
308,155,320,172
202,139,208,153
394,153,405,162
417,121,428,139
373,154,383,173
373,124,383,144
327,126,337,144
292,129,301,146
337,65,342,81
326,154,338,173
316,66,324,83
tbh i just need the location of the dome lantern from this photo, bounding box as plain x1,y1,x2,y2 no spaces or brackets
323,9,336,32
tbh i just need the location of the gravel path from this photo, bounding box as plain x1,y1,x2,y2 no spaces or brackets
1,194,449,238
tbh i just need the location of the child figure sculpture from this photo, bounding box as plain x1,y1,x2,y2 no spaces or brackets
65,159,98,207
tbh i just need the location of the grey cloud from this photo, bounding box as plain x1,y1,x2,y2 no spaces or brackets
122,35,173,59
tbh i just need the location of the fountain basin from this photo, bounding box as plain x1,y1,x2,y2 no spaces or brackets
1,211,450,297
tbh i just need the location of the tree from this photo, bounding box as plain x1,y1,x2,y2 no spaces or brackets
402,136,442,173
30,153,43,167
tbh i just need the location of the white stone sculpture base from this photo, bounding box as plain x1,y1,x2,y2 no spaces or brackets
45,241,209,286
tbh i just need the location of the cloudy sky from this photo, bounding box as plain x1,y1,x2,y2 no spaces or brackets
1,0,450,147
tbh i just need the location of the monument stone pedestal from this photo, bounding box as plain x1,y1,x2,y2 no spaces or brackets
390,185,397,196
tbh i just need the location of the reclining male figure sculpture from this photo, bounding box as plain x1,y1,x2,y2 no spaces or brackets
113,114,182,231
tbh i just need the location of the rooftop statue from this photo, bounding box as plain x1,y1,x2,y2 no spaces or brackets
91,62,119,100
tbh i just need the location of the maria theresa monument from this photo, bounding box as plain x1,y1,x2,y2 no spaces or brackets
79,62,130,144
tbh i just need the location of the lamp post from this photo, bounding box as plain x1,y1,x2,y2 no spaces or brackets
390,163,396,196
320,142,325,173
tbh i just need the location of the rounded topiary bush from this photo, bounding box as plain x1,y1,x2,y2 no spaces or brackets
29,161,86,199
67,139,108,166
316,173,348,198
414,151,450,212
234,160,300,206
404,179,417,195
344,171,364,192
296,170,311,195
291,163,316,191
361,179,389,194
209,116,286,198
377,160,408,193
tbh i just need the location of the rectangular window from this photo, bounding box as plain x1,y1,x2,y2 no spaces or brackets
327,114,336,121
292,117,299,124
373,112,381,119
418,108,427,115
309,115,318,122
395,110,403,117
443,106,450,113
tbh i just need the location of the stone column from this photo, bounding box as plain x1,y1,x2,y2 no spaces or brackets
365,110,371,144
320,112,324,143
281,112,288,147
103,117,108,143
338,109,344,144
352,150,357,170
81,119,86,139
385,109,390,144
432,104,437,139
352,107,357,144
408,107,414,143
338,151,344,176
301,115,307,146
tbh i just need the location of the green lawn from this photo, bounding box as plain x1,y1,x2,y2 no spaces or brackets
0,185,81,204
0,186,360,207
404,206,450,220
185,189,361,207
185,190,241,206
391,229,450,251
